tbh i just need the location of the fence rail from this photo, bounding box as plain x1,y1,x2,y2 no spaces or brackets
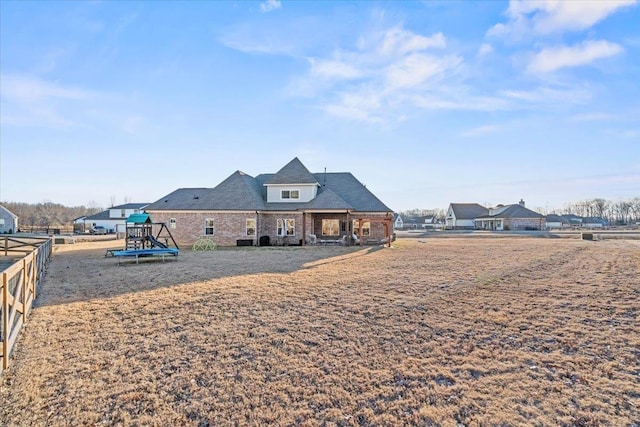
1,236,52,374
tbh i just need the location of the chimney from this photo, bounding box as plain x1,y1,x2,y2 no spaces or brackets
519,199,525,207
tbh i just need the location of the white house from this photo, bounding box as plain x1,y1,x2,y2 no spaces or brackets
0,204,19,234
446,203,488,230
83,203,150,233
393,213,403,230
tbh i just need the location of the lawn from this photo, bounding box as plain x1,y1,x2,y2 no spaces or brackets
1,237,638,426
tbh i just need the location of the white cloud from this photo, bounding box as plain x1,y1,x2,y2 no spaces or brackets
411,93,510,112
385,54,461,90
500,85,592,105
1,74,92,104
378,28,446,55
294,26,462,122
477,43,494,57
308,58,363,80
488,0,636,37
0,74,97,127
321,89,383,123
260,0,281,13
527,40,623,73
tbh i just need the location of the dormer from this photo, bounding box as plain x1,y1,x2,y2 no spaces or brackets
263,158,320,203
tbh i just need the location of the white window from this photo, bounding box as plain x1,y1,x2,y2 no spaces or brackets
169,218,176,229
277,219,295,236
246,219,256,236
322,219,339,236
204,219,214,235
281,190,300,200
353,220,371,237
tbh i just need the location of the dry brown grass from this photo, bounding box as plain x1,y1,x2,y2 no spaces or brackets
1,237,639,426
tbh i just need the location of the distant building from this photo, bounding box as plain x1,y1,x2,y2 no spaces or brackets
446,203,489,229
474,200,545,231
0,204,19,234
83,203,150,233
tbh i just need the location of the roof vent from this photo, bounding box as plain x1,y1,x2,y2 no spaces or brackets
194,195,199,200
519,199,525,207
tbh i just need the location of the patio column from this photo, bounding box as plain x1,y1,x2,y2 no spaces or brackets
302,212,306,246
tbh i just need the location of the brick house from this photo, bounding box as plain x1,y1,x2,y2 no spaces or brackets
145,158,394,247
474,200,545,231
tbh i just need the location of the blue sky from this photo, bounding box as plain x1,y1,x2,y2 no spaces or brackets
1,0,638,213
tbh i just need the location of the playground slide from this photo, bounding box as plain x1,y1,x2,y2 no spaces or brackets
147,235,168,248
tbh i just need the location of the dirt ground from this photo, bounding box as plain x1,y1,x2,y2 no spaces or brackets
1,237,639,426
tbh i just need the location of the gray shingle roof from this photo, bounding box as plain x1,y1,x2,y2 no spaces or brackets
476,204,543,219
147,159,392,213
263,157,319,185
449,203,488,219
84,203,150,220
304,188,352,210
145,171,266,211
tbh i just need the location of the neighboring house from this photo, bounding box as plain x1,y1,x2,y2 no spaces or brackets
0,204,19,234
561,214,583,228
446,203,489,229
145,157,394,247
545,214,570,230
83,203,150,233
582,217,608,229
393,213,403,230
403,215,438,230
474,200,545,231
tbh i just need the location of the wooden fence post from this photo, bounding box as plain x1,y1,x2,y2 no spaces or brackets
2,272,8,370
22,258,27,325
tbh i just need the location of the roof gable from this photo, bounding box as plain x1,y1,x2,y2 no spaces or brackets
449,203,488,219
0,204,18,218
263,157,319,185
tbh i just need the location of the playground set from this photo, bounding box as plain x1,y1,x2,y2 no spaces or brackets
107,214,180,264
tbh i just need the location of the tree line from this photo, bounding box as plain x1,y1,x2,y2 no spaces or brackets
555,197,640,225
1,201,103,230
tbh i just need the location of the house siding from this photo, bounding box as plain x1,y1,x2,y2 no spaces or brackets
453,219,475,229
0,206,18,233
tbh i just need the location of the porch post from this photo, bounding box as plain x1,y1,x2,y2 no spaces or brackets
346,211,350,247
302,212,306,246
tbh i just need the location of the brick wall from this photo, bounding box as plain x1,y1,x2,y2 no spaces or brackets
505,218,545,230
148,211,259,247
259,213,305,246
147,211,392,247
